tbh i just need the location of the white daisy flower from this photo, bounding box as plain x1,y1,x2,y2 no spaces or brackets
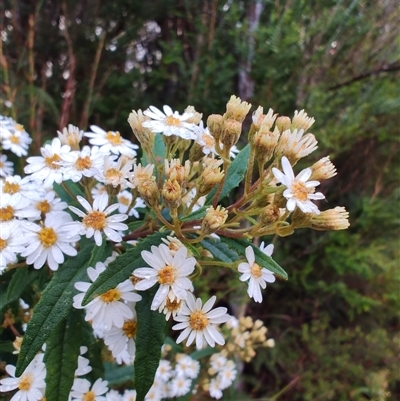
142,105,195,139
238,246,275,303
272,156,325,214
70,378,108,401
117,191,145,218
57,124,83,149
1,123,32,157
96,155,133,189
209,353,228,373
105,389,122,401
0,223,26,273
0,353,46,401
61,145,105,182
0,154,14,177
33,190,69,218
260,241,274,257
208,377,223,399
155,360,173,382
172,293,230,349
0,175,43,201
158,293,184,320
175,354,200,379
168,376,191,397
85,125,139,156
24,137,71,187
134,244,196,310
217,360,237,389
68,193,128,246
103,309,137,360
275,129,318,162
122,389,137,401
0,192,40,227
192,121,216,155
21,212,79,271
74,262,142,330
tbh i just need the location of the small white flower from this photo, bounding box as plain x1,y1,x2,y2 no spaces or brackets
85,125,139,156
70,378,108,401
33,190,69,218
0,193,40,227
175,354,200,379
0,223,26,273
208,377,223,399
172,293,230,349
155,360,173,382
74,262,142,330
272,156,325,214
96,155,133,189
122,389,137,401
117,191,145,218
21,212,79,271
192,121,216,155
68,193,128,246
0,154,14,177
24,137,71,187
143,105,195,139
0,353,46,401
260,241,274,257
217,360,237,389
238,246,275,303
105,389,122,401
1,122,32,157
57,124,83,149
168,376,191,397
209,353,228,373
134,244,196,310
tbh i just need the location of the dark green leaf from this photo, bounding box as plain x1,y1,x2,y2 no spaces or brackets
6,267,41,301
205,144,250,204
16,242,109,376
180,206,207,222
134,286,167,401
220,237,288,280
200,237,239,263
104,362,134,385
52,180,85,204
82,231,170,305
44,309,83,401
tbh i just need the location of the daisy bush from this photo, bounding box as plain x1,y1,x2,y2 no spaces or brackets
0,96,349,401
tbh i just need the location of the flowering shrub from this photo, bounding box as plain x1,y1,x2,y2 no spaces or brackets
0,96,349,400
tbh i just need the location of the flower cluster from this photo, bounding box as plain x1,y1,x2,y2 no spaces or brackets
0,96,349,400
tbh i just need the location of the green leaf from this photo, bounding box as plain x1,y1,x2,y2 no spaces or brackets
200,237,239,263
141,133,166,168
180,206,207,222
134,286,167,401
44,309,83,401
104,362,134,385
220,237,288,280
82,231,170,305
205,144,250,204
16,242,109,376
190,347,218,360
53,180,85,204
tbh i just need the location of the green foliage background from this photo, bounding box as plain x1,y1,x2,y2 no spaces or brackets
1,0,399,399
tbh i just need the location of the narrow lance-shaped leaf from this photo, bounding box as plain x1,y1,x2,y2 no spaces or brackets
220,237,288,280
200,237,239,263
16,241,111,376
134,286,167,401
44,309,84,401
205,144,250,204
82,231,170,305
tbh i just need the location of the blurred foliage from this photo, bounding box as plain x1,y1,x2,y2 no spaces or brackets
1,0,399,399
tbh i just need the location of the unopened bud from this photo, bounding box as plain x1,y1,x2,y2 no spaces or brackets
309,207,350,230
137,179,159,207
260,204,281,225
220,118,242,148
275,116,291,133
164,159,190,186
202,205,228,234
310,156,337,181
197,165,224,196
252,106,277,131
57,124,83,150
128,110,155,148
184,105,203,125
162,179,182,208
291,109,315,131
224,95,251,123
253,126,280,165
207,114,224,141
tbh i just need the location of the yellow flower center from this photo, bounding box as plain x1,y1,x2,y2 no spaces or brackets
75,156,92,171
45,154,61,170
122,319,137,338
202,133,215,148
106,131,122,145
15,124,25,132
83,391,95,401
0,238,7,250
165,297,182,312
119,195,130,206
38,227,57,247
291,180,309,201
158,265,176,285
10,134,20,144
18,373,33,391
36,200,51,214
4,182,20,194
250,263,262,278
0,205,15,221
105,168,122,182
0,161,3,168
83,211,106,230
165,115,181,126
189,310,209,331
100,288,121,303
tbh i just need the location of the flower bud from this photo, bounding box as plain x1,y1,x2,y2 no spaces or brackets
207,114,224,141
201,205,228,234
309,207,350,230
184,105,203,125
224,95,252,123
310,156,337,181
128,109,155,148
253,126,280,165
137,178,159,207
291,109,315,131
162,179,182,208
260,204,281,225
197,165,224,196
164,159,190,186
220,118,242,148
275,116,291,133
252,106,277,131
57,124,83,150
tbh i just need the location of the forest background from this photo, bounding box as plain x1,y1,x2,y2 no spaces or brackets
0,0,399,400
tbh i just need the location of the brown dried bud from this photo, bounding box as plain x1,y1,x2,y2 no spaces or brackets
197,165,225,196
224,95,252,123
164,159,190,186
207,114,224,141
161,179,182,209
201,205,228,234
137,178,159,207
220,118,242,148
260,204,281,225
